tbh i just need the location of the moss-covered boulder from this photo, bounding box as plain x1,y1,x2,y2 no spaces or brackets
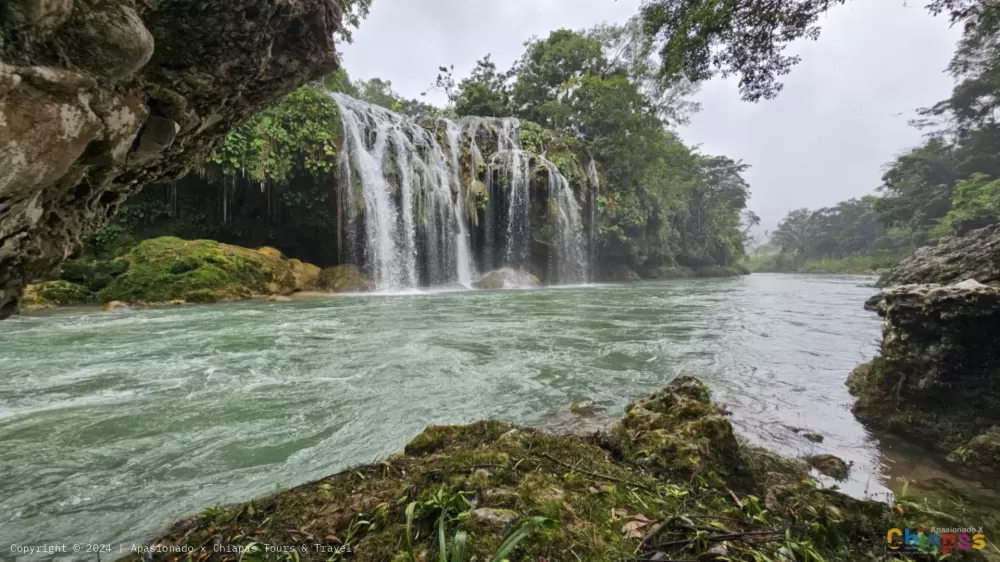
600,376,740,477
56,259,129,292
98,237,322,305
317,264,372,292
22,281,93,308
950,428,1000,474
807,454,850,480
128,376,978,562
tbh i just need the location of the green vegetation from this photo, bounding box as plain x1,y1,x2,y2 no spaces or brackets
435,28,754,277
126,377,985,562
22,281,93,308
85,20,756,282
98,238,320,304
634,0,984,102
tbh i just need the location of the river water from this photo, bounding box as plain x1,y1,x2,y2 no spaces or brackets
0,274,987,551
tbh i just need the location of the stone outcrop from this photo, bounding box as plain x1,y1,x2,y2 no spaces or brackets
472,268,542,290
0,0,345,318
877,225,1000,287
121,377,952,562
851,279,1000,473
317,264,372,293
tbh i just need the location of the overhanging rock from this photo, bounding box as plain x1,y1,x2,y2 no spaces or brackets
0,0,345,318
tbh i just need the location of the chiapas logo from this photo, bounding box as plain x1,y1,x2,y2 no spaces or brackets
887,526,986,555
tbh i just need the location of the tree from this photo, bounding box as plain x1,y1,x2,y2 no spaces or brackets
452,56,515,117
636,0,995,101
354,78,437,116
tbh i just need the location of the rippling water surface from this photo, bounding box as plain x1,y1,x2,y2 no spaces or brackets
0,274,931,549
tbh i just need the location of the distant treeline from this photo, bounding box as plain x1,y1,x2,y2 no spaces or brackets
755,12,1000,273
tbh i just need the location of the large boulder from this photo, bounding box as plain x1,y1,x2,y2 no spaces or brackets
472,268,541,290
22,280,92,308
317,264,371,293
877,225,1000,287
851,279,1000,473
98,237,321,304
0,0,346,319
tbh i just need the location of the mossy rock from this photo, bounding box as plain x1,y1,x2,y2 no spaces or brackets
807,454,849,480
950,428,1000,473
98,237,320,304
317,265,372,293
57,259,129,292
23,281,94,308
129,376,968,562
599,376,740,477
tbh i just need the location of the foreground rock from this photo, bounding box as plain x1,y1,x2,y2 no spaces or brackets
98,237,321,305
0,0,346,319
877,225,1000,287
129,377,977,561
850,280,1000,474
473,268,541,289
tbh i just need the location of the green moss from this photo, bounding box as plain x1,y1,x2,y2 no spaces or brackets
57,259,129,292
317,265,372,293
127,376,976,562
23,281,93,308
98,237,312,304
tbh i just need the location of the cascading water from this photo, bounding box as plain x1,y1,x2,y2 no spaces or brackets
332,94,590,289
587,159,600,280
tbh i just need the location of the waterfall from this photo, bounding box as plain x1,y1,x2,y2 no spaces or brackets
331,94,589,289
587,158,600,282
547,162,589,283
444,121,476,287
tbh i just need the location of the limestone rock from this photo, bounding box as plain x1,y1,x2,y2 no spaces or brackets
472,268,541,290
806,455,849,480
878,225,1000,287
267,295,293,302
569,398,597,414
104,300,129,312
0,0,346,319
318,264,371,293
852,279,1000,471
949,428,1000,474
469,508,517,526
599,376,739,476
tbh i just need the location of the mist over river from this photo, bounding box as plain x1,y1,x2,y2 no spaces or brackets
1,274,935,551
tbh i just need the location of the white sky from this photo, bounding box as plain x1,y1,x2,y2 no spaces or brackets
341,0,963,232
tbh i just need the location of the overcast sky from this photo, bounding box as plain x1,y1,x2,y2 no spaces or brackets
341,0,962,233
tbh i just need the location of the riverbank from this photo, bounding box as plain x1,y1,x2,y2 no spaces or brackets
748,255,899,275
123,377,984,561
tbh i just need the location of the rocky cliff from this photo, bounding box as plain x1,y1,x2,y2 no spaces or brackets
853,226,1000,475
0,0,346,319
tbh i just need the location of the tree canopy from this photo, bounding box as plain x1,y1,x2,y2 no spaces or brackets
637,0,996,101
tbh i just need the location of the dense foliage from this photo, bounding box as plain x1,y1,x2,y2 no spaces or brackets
440,28,753,274
92,27,754,278
635,0,992,101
